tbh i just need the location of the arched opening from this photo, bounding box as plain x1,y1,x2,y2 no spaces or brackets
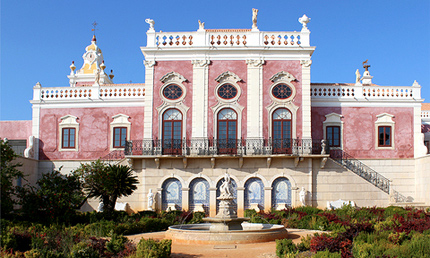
244,178,264,210
271,177,292,209
216,177,237,214
161,178,182,211
189,178,210,215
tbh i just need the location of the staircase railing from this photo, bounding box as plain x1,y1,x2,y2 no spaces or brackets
100,150,125,163
329,149,390,194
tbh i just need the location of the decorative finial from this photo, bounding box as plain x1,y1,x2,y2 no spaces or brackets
362,59,370,71
100,60,106,72
109,70,114,80
298,14,310,29
198,20,205,31
70,61,76,72
145,18,155,31
252,8,259,30
92,21,98,37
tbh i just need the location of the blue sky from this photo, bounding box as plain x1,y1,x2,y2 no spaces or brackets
1,0,429,121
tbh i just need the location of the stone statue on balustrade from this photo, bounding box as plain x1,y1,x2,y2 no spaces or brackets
252,8,258,29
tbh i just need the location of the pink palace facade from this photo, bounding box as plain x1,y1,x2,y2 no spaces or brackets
2,13,430,215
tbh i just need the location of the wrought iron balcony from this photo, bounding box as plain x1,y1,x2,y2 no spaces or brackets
124,138,328,157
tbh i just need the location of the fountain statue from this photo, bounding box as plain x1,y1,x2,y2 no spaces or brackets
202,173,250,230
166,172,288,244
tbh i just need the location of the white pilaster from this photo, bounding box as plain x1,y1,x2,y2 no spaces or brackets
300,60,312,139
191,59,210,138
31,83,42,160
143,60,156,139
246,59,264,138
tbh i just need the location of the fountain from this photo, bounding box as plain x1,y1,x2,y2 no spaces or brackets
166,173,288,244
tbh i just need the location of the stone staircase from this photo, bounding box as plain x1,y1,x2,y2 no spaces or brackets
329,149,410,203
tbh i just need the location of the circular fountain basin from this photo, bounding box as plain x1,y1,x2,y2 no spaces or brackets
166,222,288,244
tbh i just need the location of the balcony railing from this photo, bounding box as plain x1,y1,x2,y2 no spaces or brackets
125,138,328,157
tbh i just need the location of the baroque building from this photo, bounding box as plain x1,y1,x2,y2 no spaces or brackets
1,12,429,215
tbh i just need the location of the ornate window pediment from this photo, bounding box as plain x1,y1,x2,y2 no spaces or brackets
270,71,297,83
160,72,187,83
215,71,242,84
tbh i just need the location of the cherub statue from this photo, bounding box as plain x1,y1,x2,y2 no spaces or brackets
145,18,155,30
252,8,258,29
198,20,205,30
220,172,233,198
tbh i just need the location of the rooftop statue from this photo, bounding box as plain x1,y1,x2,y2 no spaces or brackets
252,8,258,29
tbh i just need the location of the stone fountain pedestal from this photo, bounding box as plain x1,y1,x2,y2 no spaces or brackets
202,195,249,231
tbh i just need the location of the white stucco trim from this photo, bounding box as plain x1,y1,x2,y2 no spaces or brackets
323,113,344,149
375,113,395,150
58,115,79,152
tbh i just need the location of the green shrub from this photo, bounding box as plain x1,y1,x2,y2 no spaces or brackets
312,249,341,258
106,233,128,255
130,238,172,258
294,206,322,215
276,238,297,257
71,242,100,258
296,235,312,251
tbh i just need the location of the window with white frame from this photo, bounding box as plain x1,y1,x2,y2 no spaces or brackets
59,115,79,151
323,113,343,148
110,114,131,150
375,113,395,150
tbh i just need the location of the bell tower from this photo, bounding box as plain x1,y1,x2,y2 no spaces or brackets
68,35,114,87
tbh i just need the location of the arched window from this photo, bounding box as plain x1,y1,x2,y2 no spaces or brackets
272,108,292,154
217,108,237,154
162,109,182,155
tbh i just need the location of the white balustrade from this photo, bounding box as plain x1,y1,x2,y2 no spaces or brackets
422,111,430,118
38,85,145,101
311,84,419,100
148,30,310,48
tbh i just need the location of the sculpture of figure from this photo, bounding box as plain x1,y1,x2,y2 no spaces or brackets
252,8,258,29
95,68,101,85
299,187,306,206
198,20,205,30
145,18,155,30
321,139,326,155
147,189,154,210
220,172,232,198
355,69,361,83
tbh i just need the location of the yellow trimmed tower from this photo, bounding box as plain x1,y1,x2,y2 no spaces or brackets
68,35,114,87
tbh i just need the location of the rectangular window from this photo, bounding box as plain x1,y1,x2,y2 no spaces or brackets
378,126,391,147
113,127,127,148
62,128,76,148
326,126,340,147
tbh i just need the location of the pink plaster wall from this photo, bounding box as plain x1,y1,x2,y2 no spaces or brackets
0,121,32,144
262,61,302,139
38,107,144,160
152,61,193,139
311,106,414,158
208,60,247,139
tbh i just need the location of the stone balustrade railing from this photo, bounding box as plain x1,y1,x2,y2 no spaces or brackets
147,29,310,48
33,84,145,101
422,110,430,119
311,84,421,100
